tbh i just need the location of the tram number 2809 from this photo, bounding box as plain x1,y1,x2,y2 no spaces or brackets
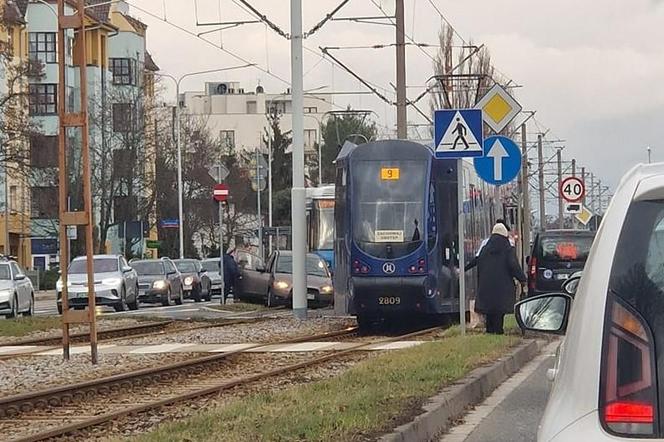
378,297,401,305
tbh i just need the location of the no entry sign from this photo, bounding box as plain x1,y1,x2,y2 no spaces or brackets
213,183,229,202
560,177,585,203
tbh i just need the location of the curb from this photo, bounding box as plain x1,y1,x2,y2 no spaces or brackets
379,339,540,442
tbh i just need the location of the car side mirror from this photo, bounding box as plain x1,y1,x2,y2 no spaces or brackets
200,268,207,274
515,293,572,335
122,266,133,273
561,276,581,297
255,266,265,273
14,274,25,281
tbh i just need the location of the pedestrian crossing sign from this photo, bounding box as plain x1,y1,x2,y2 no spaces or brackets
434,109,484,159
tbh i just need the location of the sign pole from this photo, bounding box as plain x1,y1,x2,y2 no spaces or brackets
218,191,225,305
458,159,466,335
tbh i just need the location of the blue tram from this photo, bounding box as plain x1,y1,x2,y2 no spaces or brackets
333,140,500,326
305,185,336,269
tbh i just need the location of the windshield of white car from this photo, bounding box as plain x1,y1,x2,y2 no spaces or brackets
0,264,10,280
131,261,165,275
69,258,118,274
201,260,219,272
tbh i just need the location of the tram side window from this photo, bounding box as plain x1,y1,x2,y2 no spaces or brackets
335,168,346,239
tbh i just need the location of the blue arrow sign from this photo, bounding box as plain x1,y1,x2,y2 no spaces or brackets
473,136,522,185
434,109,484,159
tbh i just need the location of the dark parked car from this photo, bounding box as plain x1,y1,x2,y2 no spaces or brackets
131,258,183,306
173,259,211,302
527,230,595,297
236,250,333,308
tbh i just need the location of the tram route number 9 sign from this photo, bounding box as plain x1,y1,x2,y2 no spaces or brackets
560,176,585,203
381,167,400,180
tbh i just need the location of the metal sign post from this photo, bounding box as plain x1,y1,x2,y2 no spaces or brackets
213,181,229,304
57,0,97,363
434,109,485,335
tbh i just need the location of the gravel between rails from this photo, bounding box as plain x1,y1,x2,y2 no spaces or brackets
1,318,148,345
41,352,380,442
0,352,203,398
113,316,357,345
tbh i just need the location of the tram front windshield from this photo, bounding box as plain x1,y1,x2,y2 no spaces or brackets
352,160,426,259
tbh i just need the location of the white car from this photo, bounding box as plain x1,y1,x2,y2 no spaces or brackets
516,163,664,441
0,259,35,318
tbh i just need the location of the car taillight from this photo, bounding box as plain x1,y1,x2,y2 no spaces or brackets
600,296,657,436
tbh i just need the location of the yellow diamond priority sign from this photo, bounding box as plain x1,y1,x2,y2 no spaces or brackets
575,205,594,226
475,84,522,133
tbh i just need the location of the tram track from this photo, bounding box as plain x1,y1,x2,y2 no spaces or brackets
0,325,439,442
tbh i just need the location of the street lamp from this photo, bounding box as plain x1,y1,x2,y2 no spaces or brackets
153,64,253,258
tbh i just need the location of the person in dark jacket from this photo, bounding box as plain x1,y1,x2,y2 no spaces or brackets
475,223,527,334
222,253,239,304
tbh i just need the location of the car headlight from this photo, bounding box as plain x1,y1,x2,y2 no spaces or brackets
184,276,194,286
320,285,333,294
273,280,289,290
0,289,11,300
153,280,168,290
56,280,72,291
101,278,122,286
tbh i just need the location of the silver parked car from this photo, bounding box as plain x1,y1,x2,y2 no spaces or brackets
57,255,139,313
0,259,35,318
201,258,222,296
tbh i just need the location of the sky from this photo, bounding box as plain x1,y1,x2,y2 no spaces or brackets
129,0,664,189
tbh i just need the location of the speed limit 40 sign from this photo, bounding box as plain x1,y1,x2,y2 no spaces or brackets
560,176,585,202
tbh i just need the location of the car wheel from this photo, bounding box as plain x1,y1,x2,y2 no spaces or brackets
175,287,183,305
23,294,34,317
114,286,128,312
162,287,172,307
5,294,17,319
127,284,140,311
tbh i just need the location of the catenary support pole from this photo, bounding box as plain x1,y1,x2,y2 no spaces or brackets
395,0,407,139
557,149,563,229
537,134,545,231
291,0,307,319
458,160,466,335
520,123,530,267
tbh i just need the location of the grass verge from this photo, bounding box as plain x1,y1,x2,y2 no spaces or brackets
132,332,520,442
0,316,63,337
206,302,269,313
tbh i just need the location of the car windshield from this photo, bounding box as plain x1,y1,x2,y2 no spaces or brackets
201,260,220,272
0,264,10,280
539,235,594,261
314,200,335,251
69,258,118,274
175,261,198,273
131,261,164,275
352,160,426,259
276,255,329,277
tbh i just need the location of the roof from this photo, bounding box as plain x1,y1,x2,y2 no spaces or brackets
144,51,159,72
72,254,121,260
14,0,27,17
333,141,358,164
4,0,26,24
86,0,112,23
122,12,147,33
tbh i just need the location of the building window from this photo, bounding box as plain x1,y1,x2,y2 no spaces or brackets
31,187,58,218
304,107,317,113
113,103,134,132
30,135,59,168
29,84,57,115
110,58,136,86
9,186,17,212
304,129,317,150
28,32,56,64
114,196,137,222
269,102,287,114
112,149,135,179
246,101,257,114
220,130,235,150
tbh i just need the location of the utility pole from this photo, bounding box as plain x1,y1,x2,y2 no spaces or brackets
256,148,263,260
395,0,407,139
520,123,530,267
581,167,586,229
218,163,225,305
267,125,273,255
557,149,563,229
571,159,577,229
537,134,545,231
291,0,307,319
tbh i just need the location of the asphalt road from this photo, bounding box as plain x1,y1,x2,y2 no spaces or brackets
33,296,265,320
465,355,554,442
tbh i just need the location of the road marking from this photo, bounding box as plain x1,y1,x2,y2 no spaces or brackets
439,340,560,442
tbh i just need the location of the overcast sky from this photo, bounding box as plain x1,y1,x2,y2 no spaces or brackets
130,0,664,188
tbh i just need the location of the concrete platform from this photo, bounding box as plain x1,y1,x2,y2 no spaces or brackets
0,340,426,356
